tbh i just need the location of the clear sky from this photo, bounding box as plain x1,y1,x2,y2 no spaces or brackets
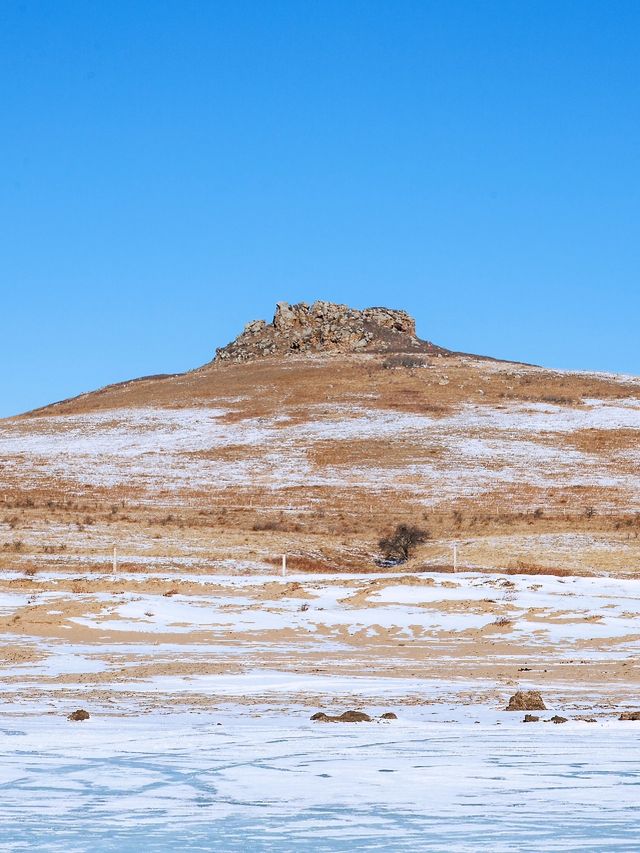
2,1,639,416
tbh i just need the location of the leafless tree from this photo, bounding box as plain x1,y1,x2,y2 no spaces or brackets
378,524,429,563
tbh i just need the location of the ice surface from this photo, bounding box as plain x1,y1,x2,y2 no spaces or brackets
1,709,639,852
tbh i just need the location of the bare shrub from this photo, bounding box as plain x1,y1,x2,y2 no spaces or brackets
540,395,577,405
378,523,429,564
252,519,282,532
382,355,426,370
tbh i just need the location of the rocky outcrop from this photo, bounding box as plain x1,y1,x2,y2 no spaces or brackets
214,301,447,362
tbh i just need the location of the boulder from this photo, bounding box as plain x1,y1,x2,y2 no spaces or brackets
273,302,298,330
505,691,547,711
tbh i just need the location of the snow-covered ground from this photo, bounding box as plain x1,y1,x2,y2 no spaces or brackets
4,570,638,645
4,398,640,500
2,569,640,850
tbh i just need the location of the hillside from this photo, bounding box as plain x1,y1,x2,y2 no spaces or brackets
2,301,640,577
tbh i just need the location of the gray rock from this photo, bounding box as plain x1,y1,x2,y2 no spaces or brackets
214,300,446,363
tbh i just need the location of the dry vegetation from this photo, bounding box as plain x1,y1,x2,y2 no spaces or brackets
2,351,640,577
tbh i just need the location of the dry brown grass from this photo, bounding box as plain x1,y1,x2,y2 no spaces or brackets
563,428,640,454
3,352,639,577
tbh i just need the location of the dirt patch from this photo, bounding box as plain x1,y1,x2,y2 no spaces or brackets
311,710,373,722
619,710,640,721
68,709,90,721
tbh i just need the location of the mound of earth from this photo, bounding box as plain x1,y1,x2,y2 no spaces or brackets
505,691,547,711
311,710,373,723
619,711,640,721
68,709,90,722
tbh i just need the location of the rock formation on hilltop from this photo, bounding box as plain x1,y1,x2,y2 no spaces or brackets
215,301,448,362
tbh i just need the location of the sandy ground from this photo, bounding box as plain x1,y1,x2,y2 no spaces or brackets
1,568,638,720
2,567,640,850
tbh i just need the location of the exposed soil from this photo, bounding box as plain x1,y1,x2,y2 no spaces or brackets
311,710,373,722
68,709,90,721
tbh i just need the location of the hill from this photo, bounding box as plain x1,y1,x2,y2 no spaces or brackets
2,301,640,576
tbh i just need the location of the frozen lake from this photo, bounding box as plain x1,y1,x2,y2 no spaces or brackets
1,708,639,852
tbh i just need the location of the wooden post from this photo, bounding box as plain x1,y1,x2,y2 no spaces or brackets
453,543,458,573
112,545,117,574
282,554,287,577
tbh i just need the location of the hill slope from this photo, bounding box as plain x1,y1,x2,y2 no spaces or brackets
2,302,640,576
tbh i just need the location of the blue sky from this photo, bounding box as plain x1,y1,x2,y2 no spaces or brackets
1,1,639,416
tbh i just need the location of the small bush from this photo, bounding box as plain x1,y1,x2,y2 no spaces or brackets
540,395,577,406
382,355,426,370
252,519,282,532
378,523,429,564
